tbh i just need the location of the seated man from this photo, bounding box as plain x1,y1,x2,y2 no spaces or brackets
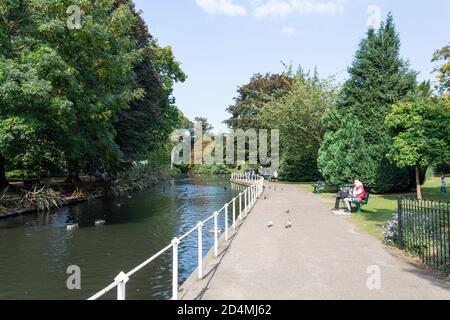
332,185,352,212
344,179,367,213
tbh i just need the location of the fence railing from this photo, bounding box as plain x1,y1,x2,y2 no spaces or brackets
397,198,450,272
231,172,261,183
87,175,265,300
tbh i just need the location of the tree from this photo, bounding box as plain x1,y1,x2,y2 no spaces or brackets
0,1,141,187
258,70,338,181
318,14,418,192
432,43,450,101
225,73,293,130
114,0,165,162
385,98,450,199
146,39,187,156
194,117,213,134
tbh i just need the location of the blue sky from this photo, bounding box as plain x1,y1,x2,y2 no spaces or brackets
134,0,450,131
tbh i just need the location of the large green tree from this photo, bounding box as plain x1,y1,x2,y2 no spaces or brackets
318,14,418,192
432,42,450,102
113,0,164,162
257,70,338,181
225,73,293,130
0,0,142,187
385,98,450,199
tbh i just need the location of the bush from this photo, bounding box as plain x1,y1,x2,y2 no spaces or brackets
279,153,322,182
193,164,231,175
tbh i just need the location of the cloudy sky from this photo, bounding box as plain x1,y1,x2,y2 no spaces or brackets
134,0,450,131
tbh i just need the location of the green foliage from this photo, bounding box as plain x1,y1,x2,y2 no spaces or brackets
0,0,187,187
103,163,176,197
278,153,321,182
225,73,294,130
432,43,450,101
193,164,230,175
194,117,213,134
318,14,418,193
258,70,337,181
385,99,450,169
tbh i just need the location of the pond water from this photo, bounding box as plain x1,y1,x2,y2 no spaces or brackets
0,176,245,300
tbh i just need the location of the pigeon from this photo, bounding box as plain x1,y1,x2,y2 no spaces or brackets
267,221,274,228
95,219,106,226
286,209,290,214
285,219,292,229
264,196,267,200
66,223,79,231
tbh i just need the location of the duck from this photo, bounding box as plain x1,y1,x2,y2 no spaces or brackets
66,223,79,231
208,228,224,234
95,219,106,226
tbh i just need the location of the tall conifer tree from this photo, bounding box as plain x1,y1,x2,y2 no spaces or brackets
318,13,417,192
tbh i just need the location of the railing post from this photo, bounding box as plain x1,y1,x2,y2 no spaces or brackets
114,271,129,301
397,198,404,250
244,189,248,216
171,238,180,300
232,197,236,230
252,185,255,204
239,193,242,221
214,211,219,257
197,222,203,280
225,203,229,241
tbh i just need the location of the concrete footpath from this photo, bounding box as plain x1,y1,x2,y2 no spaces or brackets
180,182,450,300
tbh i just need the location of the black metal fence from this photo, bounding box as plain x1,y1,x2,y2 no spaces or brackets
397,199,450,273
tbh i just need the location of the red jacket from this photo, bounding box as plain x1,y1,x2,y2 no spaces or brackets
353,184,367,203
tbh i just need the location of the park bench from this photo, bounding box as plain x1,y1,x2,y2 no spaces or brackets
311,181,325,194
352,194,370,212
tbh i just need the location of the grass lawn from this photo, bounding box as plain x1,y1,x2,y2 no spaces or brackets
294,177,449,241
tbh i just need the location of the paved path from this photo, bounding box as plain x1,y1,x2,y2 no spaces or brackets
181,182,450,300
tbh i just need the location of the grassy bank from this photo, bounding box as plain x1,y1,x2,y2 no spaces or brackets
294,177,448,240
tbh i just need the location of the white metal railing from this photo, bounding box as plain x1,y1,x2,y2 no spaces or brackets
87,175,264,301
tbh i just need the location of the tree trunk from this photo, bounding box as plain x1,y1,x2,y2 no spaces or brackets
65,163,81,190
0,154,7,189
415,165,423,200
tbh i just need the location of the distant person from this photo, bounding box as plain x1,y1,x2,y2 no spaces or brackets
272,170,278,181
333,185,351,212
344,180,367,213
442,175,448,195
333,180,366,213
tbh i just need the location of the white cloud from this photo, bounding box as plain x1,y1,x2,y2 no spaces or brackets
252,0,346,19
196,0,247,16
281,26,295,36
254,0,292,19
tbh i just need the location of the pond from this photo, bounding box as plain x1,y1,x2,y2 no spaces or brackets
0,176,245,300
